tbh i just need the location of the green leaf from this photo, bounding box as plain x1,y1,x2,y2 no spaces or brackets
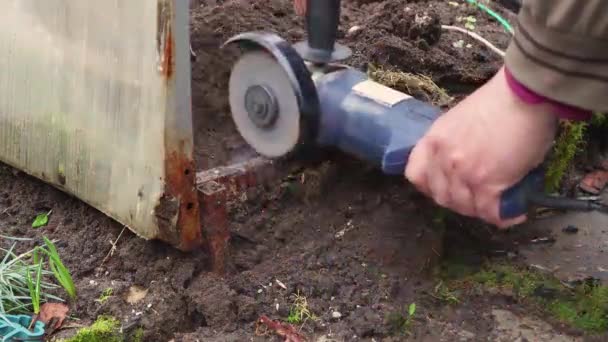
32,211,51,228
42,237,77,300
408,303,417,316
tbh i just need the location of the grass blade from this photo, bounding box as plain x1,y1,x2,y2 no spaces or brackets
42,237,76,300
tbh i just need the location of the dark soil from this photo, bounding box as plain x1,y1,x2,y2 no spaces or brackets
1,1,567,341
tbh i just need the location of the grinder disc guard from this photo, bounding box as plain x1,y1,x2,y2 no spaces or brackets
228,50,302,158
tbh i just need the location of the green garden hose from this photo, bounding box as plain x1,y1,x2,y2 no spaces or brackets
466,0,514,34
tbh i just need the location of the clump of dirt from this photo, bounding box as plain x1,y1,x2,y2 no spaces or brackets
341,0,508,85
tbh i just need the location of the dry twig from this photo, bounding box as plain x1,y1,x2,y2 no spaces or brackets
100,226,127,266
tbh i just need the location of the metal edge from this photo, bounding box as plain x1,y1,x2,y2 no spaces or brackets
154,0,203,251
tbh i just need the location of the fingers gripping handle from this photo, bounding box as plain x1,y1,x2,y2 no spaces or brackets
393,149,544,220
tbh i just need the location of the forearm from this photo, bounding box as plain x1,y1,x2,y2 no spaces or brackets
504,0,608,115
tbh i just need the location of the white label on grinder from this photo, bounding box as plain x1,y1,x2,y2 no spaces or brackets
352,80,412,107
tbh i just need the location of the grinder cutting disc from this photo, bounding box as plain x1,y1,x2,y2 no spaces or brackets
228,50,302,158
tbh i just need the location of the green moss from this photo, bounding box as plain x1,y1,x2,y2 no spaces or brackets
129,328,145,342
61,316,122,342
545,121,587,193
469,263,556,298
590,112,608,128
438,259,478,279
544,112,607,194
547,283,608,332
443,261,608,333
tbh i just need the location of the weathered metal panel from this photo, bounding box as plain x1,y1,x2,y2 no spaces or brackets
0,0,202,250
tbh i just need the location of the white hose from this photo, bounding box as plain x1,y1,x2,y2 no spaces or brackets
441,25,506,58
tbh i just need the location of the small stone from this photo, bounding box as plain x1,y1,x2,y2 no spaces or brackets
331,311,342,319
347,25,362,37
562,225,579,234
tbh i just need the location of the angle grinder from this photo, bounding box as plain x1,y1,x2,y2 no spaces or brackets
222,0,586,221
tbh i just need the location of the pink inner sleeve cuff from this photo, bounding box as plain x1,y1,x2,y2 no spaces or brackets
504,67,592,121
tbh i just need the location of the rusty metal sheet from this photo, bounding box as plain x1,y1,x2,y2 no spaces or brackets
197,157,277,273
0,0,201,250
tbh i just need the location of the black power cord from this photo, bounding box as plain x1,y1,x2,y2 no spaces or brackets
529,193,608,214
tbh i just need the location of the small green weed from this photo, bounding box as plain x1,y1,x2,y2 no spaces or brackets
387,303,417,335
464,16,477,30
32,210,51,229
95,288,114,304
285,292,317,325
41,237,76,301
0,242,62,319
130,327,145,342
432,280,460,304
26,250,43,315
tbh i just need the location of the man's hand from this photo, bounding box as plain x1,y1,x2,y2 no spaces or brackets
405,66,558,228
294,0,307,16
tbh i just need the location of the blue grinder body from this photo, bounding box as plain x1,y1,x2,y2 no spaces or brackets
311,68,544,220
314,68,439,176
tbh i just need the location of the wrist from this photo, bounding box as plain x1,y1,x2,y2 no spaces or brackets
503,67,592,121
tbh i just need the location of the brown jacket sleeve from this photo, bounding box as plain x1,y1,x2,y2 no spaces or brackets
504,0,608,112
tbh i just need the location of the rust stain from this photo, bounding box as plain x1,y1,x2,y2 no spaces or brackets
155,144,202,251
196,158,278,273
157,0,174,79
199,181,229,274
161,25,174,79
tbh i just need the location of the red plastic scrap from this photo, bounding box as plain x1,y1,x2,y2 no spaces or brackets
30,302,69,334
579,169,608,195
256,315,305,342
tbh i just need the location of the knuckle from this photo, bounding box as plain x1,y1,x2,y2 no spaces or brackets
446,152,465,171
471,166,490,185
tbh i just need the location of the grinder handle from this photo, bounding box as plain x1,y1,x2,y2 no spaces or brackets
395,158,545,220
386,135,545,221
498,167,545,219
392,153,545,220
